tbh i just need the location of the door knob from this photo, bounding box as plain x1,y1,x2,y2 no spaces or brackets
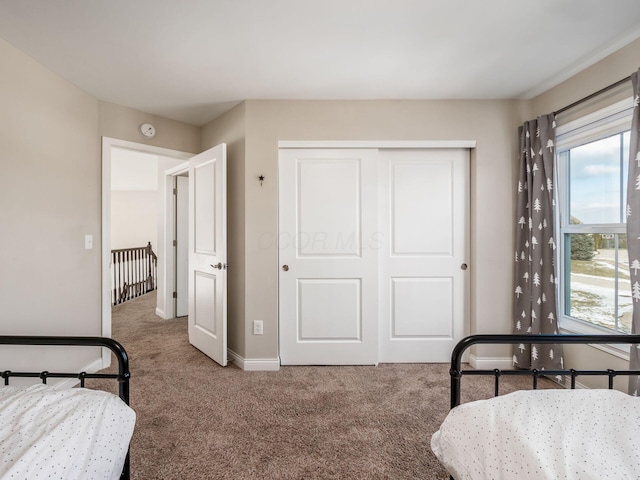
211,262,222,269
282,265,289,272
461,263,468,270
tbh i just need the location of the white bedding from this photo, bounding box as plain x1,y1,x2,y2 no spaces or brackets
431,389,640,480
0,384,136,480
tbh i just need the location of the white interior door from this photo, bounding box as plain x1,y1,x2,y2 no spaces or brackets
188,144,227,366
378,149,469,362
176,175,189,317
279,149,379,365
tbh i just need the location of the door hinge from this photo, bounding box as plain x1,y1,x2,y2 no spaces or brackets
173,239,177,247
173,188,177,195
172,292,177,299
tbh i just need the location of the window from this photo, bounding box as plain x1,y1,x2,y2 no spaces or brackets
557,99,633,335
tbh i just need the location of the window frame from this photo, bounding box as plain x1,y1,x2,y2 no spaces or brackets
555,97,634,355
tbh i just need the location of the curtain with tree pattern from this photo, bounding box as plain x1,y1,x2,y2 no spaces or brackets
627,69,640,396
513,114,564,371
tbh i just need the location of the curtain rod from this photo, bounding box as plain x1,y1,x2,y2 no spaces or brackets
553,75,631,117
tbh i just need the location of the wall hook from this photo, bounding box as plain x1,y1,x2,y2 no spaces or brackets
258,175,265,186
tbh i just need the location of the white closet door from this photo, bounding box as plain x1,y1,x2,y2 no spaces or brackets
378,149,469,362
279,149,379,365
278,146,469,365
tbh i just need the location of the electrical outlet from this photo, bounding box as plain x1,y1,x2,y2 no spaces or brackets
253,320,263,335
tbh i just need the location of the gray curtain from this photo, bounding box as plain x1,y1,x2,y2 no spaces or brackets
628,69,640,396
513,114,564,371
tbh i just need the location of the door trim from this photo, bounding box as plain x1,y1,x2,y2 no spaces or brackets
101,137,192,368
278,140,476,149
161,162,189,320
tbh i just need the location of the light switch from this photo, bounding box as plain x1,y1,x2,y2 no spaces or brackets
85,234,93,250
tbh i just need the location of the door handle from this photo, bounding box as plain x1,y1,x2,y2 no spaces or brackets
282,265,289,272
211,263,222,270
461,263,468,270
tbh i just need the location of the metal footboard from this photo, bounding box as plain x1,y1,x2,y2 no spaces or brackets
450,334,640,409
0,335,132,480
446,334,640,480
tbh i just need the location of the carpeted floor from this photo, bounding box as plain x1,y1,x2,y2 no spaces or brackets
103,292,554,479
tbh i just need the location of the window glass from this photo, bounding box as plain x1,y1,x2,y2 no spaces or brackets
623,130,630,213
564,233,630,332
559,122,631,334
618,235,632,333
568,135,622,224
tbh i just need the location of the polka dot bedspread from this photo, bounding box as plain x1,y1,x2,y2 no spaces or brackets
0,384,136,479
431,389,640,480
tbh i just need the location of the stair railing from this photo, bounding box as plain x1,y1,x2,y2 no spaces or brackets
111,242,158,306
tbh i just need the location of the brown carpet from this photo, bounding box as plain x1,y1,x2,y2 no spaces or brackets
102,292,555,480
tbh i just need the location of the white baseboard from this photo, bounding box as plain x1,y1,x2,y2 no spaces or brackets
53,357,104,389
469,354,513,370
228,349,280,371
155,307,165,319
85,357,104,374
555,375,588,389
568,379,589,389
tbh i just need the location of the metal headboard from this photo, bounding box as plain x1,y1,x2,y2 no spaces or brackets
450,334,640,409
0,335,131,479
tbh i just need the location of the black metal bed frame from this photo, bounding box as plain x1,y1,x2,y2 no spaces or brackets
0,336,132,480
446,334,640,480
450,334,640,409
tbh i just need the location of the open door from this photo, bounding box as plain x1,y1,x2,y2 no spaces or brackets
188,144,227,366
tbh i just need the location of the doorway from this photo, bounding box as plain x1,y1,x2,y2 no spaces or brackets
278,142,471,365
101,137,192,367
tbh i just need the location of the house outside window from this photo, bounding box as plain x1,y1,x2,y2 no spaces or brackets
556,98,634,338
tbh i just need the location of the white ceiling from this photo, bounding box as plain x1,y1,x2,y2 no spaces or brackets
2,0,640,126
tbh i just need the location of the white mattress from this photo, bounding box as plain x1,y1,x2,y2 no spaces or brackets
0,384,136,480
431,389,640,480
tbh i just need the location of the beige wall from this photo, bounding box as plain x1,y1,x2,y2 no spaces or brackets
99,101,200,154
201,103,247,356
111,190,157,250
0,37,200,372
532,37,640,117
562,344,629,390
0,38,101,370
241,99,532,359
0,37,100,336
